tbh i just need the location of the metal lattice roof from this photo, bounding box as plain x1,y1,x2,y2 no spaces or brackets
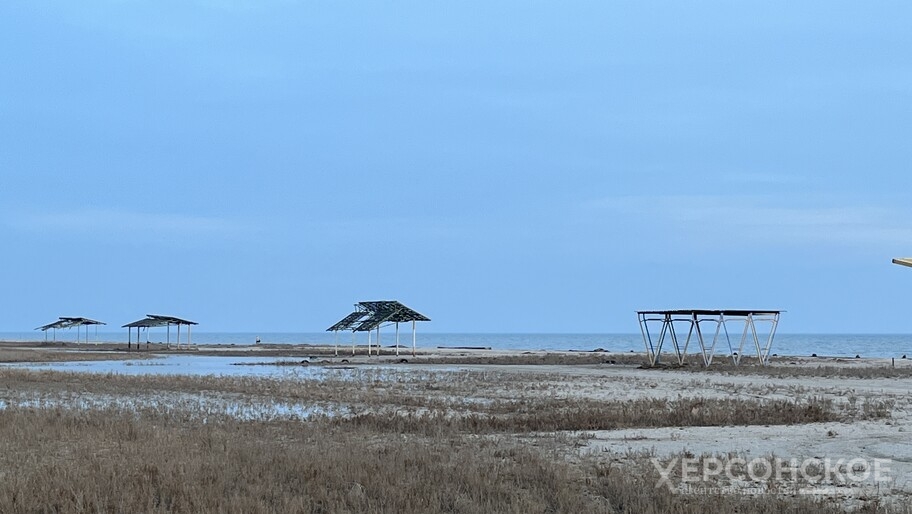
122,314,198,328
637,309,781,317
36,317,106,331
327,311,368,332
327,301,430,332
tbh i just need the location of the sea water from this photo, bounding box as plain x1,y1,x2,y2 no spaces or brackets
2,332,912,358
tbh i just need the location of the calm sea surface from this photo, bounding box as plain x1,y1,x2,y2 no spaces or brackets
1,332,911,358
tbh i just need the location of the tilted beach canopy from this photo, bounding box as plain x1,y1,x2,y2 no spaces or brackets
892,258,912,268
36,316,106,331
327,300,431,357
35,317,106,343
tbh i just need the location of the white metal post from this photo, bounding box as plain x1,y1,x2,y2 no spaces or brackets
652,316,670,366
412,320,416,357
761,314,780,365
395,322,400,356
736,317,751,366
749,315,763,365
668,317,682,364
706,315,724,366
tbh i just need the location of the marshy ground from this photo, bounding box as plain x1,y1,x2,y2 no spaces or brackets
0,342,909,512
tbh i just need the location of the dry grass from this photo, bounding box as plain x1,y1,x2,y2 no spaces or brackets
651,361,912,379
0,349,150,363
0,406,586,513
413,352,644,366
0,365,901,512
0,405,898,514
0,368,885,430
337,396,855,435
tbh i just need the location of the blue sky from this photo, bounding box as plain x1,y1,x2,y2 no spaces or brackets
2,1,911,333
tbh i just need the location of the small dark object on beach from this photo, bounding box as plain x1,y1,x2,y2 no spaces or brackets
300,360,310,366
592,348,605,352
903,355,907,359
604,359,617,365
855,354,861,359
398,359,408,364
772,353,778,357
341,359,349,364
812,353,817,357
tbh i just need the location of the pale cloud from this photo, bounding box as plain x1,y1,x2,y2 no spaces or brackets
720,172,806,185
588,194,912,247
5,208,249,241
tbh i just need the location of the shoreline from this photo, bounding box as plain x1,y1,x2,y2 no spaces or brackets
1,340,912,370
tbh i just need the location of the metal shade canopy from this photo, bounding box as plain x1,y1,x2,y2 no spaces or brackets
327,301,430,357
35,317,106,343
122,314,197,350
637,309,782,367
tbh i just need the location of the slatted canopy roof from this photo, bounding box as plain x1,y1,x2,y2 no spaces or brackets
35,317,106,343
122,314,198,328
637,309,781,317
327,301,430,333
327,311,368,332
36,317,106,331
327,301,431,357
122,314,197,350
